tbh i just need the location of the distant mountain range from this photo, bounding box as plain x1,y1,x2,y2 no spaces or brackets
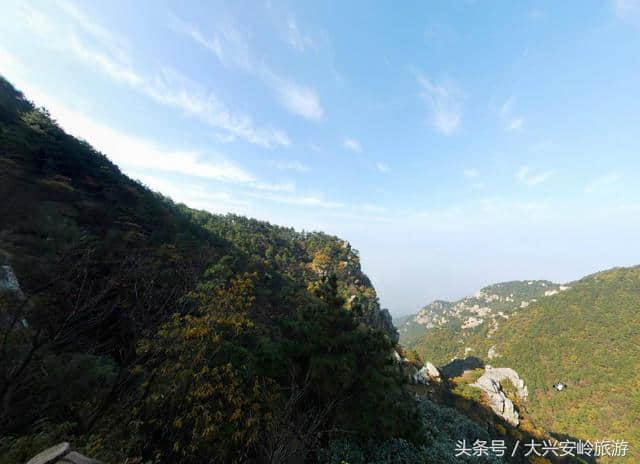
397,280,568,351
399,269,640,462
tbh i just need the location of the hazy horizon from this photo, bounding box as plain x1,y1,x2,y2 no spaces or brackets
2,0,640,317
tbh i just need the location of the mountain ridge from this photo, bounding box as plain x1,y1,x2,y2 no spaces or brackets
402,267,640,463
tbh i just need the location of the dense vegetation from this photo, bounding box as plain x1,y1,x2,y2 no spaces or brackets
0,76,520,463
398,281,561,353
405,270,640,463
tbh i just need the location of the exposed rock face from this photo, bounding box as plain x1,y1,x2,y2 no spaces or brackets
0,264,28,329
399,280,563,347
26,443,104,464
483,366,528,400
413,361,441,385
424,361,441,380
367,307,399,344
0,264,24,300
471,366,528,426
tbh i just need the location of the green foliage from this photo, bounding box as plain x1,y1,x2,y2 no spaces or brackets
319,399,504,464
408,267,640,463
0,75,418,462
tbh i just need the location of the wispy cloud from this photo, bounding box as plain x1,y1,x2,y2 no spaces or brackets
144,68,291,147
416,73,462,135
343,138,362,153
250,181,296,192
254,192,343,209
270,160,311,172
586,173,621,193
169,14,253,71
171,13,324,121
517,165,556,186
9,76,304,202
269,74,324,120
25,86,255,183
19,3,290,148
135,173,252,214
286,14,314,51
376,162,390,173
20,4,142,86
500,97,524,131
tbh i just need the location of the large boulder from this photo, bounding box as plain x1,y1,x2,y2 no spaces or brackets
482,366,528,400
26,443,104,464
471,366,528,426
414,361,441,385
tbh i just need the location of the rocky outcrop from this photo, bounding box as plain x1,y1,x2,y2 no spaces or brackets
0,264,24,300
366,307,399,344
471,366,528,426
0,264,28,329
391,350,440,385
26,443,104,464
414,361,441,385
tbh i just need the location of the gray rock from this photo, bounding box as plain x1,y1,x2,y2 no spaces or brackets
0,265,24,300
424,361,440,380
366,307,399,344
414,366,430,384
25,444,105,464
26,442,70,464
471,366,528,426
413,361,441,385
483,366,528,400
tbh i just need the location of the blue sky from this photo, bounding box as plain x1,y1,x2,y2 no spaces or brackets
2,0,640,316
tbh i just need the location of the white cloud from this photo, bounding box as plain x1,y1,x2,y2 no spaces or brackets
416,73,462,135
344,138,362,153
10,77,309,202
18,3,289,148
586,173,621,193
250,181,296,192
272,77,324,120
46,98,254,183
501,97,525,131
144,68,291,148
20,4,142,86
271,160,311,172
286,14,313,51
463,168,479,179
517,165,555,186
172,14,324,121
376,162,390,173
135,174,252,214
255,192,343,209
169,16,223,62
169,15,252,71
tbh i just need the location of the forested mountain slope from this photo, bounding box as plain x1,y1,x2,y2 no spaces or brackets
405,268,640,463
398,280,564,360
0,76,525,463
